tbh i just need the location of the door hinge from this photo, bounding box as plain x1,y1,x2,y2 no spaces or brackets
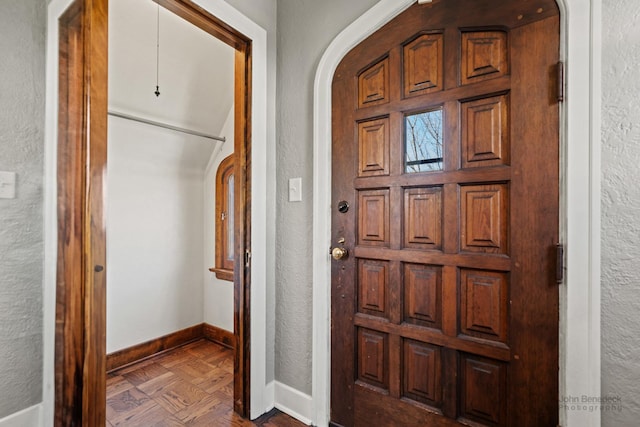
244,249,252,267
556,243,565,284
557,61,565,103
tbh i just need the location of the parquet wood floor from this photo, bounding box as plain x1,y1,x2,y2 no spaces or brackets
106,339,305,427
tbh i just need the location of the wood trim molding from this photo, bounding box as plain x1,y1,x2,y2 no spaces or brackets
234,40,253,418
203,323,236,349
153,0,250,49
106,323,236,372
214,153,235,280
105,324,236,373
106,324,204,372
55,0,108,425
209,267,234,281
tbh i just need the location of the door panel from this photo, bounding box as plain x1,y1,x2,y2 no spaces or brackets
358,57,390,107
331,1,559,426
460,93,509,167
460,31,508,85
404,187,443,250
403,33,443,96
358,118,390,177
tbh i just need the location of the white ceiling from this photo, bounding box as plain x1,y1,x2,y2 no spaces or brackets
108,0,235,139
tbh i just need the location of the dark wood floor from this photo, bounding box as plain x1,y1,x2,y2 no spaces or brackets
107,339,305,427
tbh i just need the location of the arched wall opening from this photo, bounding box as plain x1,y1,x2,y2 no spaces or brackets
311,1,601,426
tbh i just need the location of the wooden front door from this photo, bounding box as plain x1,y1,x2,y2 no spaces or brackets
331,1,560,426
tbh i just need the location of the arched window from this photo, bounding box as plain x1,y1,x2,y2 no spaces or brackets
212,154,234,281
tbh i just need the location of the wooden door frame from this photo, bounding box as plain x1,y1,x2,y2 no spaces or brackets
54,0,252,423
311,0,602,426
152,2,252,416
55,1,107,424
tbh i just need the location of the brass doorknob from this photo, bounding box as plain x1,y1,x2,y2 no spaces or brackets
331,247,348,260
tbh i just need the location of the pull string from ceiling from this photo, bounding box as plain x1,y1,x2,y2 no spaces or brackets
155,3,161,97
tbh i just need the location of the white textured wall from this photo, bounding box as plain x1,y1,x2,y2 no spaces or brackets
204,108,235,332
275,0,379,395
106,117,213,352
601,0,640,424
0,0,45,419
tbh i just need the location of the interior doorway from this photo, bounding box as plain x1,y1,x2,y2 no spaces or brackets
54,0,253,424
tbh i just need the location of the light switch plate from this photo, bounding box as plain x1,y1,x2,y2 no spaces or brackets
289,177,302,202
0,171,16,199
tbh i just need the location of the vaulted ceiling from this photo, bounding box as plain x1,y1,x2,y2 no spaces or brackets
109,0,235,140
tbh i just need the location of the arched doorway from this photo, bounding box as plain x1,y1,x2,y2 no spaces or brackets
313,0,603,426
330,1,560,425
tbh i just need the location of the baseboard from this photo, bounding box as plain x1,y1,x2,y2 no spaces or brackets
0,404,42,427
264,381,275,413
273,381,313,426
106,323,236,372
203,323,235,349
106,324,204,372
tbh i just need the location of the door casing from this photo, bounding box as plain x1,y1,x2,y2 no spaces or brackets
55,1,108,424
49,0,264,423
153,0,253,416
311,0,602,426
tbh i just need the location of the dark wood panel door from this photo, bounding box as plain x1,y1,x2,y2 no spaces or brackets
331,1,560,426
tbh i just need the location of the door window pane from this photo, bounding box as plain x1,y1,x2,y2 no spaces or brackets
405,109,443,173
213,154,234,281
